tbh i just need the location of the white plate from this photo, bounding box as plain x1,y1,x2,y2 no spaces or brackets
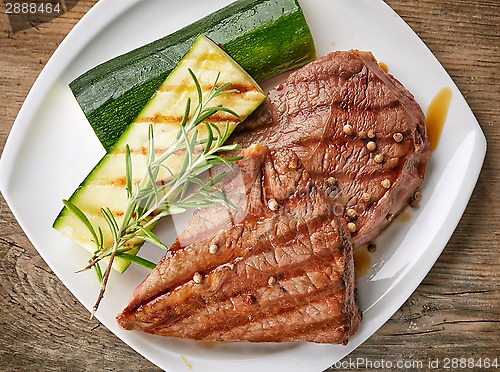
0,0,487,371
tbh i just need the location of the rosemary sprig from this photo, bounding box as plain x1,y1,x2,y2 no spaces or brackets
63,70,243,317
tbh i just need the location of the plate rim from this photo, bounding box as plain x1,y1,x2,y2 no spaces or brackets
0,0,487,371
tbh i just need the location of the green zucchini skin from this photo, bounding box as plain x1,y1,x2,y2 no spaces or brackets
70,0,316,151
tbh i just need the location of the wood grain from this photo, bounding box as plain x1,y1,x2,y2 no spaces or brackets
1,1,498,371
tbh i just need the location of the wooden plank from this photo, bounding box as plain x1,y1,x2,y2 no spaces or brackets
0,0,498,370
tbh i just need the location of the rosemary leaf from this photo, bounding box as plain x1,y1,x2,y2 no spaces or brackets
62,200,99,247
101,207,119,242
125,144,133,199
147,123,155,166
93,262,103,283
136,226,168,250
206,170,230,186
189,68,204,105
204,122,214,155
196,107,223,125
180,97,191,128
116,253,156,270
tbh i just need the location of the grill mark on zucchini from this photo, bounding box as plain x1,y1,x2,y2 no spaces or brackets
136,114,241,125
158,82,257,95
98,178,127,188
87,177,181,188
109,145,206,157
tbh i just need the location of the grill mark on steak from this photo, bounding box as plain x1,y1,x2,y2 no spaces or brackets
192,288,347,342
207,299,349,343
230,50,430,246
149,265,345,340
118,144,360,343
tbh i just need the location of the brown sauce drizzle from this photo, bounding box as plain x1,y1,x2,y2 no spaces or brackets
426,87,453,150
378,62,388,73
354,247,372,278
396,209,412,223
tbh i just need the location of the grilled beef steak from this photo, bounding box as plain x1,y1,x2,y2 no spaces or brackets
117,50,430,344
231,50,431,246
117,144,361,343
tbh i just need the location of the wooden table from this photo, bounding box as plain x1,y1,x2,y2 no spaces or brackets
1,1,498,370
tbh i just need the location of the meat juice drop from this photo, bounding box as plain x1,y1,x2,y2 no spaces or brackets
378,62,388,73
426,87,453,150
354,248,372,277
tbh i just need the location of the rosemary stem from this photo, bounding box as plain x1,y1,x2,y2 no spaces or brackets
91,239,119,319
